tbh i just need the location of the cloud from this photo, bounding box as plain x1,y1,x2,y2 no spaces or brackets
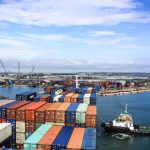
90,31,125,36
2,57,150,73
0,35,28,47
0,0,149,26
0,48,59,60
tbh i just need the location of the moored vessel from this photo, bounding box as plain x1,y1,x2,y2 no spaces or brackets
101,104,150,136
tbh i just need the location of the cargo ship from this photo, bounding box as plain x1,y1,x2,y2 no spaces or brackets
101,105,150,136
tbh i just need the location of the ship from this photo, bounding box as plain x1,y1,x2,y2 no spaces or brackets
101,104,150,136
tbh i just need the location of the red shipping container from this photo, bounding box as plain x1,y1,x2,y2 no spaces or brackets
40,96,49,102
37,125,62,149
16,102,36,121
25,101,46,121
45,103,61,122
70,94,79,103
64,93,74,103
86,106,96,128
35,103,53,123
7,101,31,120
25,120,35,132
16,143,23,150
55,103,70,123
0,119,6,123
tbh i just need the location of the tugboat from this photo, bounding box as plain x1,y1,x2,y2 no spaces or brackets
101,104,150,136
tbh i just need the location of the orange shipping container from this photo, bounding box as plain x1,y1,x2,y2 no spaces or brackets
70,94,79,103
55,103,70,123
16,102,37,121
7,101,31,120
37,125,62,149
86,106,96,128
35,103,53,123
45,103,61,122
25,101,46,121
64,93,74,103
67,128,85,150
40,96,49,102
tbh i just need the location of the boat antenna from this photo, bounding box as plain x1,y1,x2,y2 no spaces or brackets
125,104,128,113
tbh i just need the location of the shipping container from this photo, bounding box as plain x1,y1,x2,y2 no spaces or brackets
65,103,79,126
7,101,30,120
37,125,62,149
16,121,25,133
16,102,36,121
76,103,88,127
16,91,36,101
83,94,91,105
40,96,50,102
77,94,84,103
64,93,74,103
0,101,21,119
53,95,63,102
16,132,25,144
25,102,46,121
52,126,74,150
82,128,96,150
0,123,12,143
70,94,79,103
35,123,43,130
25,120,35,133
45,103,61,122
24,124,53,150
16,143,23,150
55,103,70,123
35,103,52,123
90,93,96,105
86,106,96,128
67,128,85,150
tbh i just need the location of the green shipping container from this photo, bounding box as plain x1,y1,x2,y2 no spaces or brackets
76,103,88,124
24,123,53,150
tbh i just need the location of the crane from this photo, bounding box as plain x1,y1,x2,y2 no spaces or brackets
0,59,13,86
0,59,8,77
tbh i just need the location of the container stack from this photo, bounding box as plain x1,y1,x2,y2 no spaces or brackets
15,102,45,150
6,101,31,148
1,85,97,150
16,92,36,101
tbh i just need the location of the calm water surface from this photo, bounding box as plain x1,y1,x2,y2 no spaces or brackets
97,93,150,150
0,86,43,99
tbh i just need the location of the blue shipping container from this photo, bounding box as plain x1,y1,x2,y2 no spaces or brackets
52,126,74,150
82,128,96,150
65,103,79,124
77,94,84,103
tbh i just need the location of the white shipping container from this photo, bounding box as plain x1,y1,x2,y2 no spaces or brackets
0,123,12,143
16,121,25,133
16,132,25,144
76,103,88,124
84,94,91,104
53,95,62,102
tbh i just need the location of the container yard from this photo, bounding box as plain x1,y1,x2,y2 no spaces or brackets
0,84,97,150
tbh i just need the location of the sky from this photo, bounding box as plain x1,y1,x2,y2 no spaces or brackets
0,0,150,73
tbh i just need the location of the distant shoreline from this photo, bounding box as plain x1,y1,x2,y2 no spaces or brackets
97,87,150,96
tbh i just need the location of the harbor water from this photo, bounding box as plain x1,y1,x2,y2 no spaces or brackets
97,93,150,150
0,87,150,150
